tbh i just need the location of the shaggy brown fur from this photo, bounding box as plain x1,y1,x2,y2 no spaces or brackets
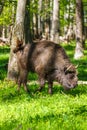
13,40,78,94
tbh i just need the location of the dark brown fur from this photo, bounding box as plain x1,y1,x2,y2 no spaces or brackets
14,40,78,94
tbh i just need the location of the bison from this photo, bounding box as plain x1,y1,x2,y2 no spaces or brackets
13,40,78,94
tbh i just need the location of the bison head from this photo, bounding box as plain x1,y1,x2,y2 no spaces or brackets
57,64,78,90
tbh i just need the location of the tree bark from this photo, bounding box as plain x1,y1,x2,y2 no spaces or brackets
38,0,42,39
24,0,32,43
51,0,60,43
74,0,84,59
7,0,27,80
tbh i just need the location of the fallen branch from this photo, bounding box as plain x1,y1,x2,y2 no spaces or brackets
78,81,87,85
28,80,87,85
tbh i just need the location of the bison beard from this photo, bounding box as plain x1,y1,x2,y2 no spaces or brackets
13,40,78,94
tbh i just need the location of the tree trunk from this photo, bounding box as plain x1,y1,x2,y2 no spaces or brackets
74,0,84,59
24,0,32,43
2,26,5,39
7,0,27,80
64,1,75,42
38,0,42,39
51,0,60,43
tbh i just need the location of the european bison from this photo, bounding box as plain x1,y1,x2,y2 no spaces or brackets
13,40,78,94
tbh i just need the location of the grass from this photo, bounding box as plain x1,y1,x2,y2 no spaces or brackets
0,42,87,130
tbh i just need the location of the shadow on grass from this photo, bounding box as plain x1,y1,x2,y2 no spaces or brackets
0,60,8,80
0,82,66,103
73,105,87,116
0,47,9,80
78,70,87,81
64,84,87,97
0,81,87,103
27,83,87,98
0,119,19,130
0,69,8,80
0,86,32,103
0,46,10,54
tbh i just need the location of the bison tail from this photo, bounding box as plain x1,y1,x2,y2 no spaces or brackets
13,38,24,53
13,46,24,53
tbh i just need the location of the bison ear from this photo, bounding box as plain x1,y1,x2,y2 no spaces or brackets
75,64,79,69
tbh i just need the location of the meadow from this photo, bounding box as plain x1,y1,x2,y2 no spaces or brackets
0,42,87,130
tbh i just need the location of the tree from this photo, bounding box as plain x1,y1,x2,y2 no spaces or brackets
24,0,33,43
7,0,27,80
38,0,42,38
0,0,4,15
74,0,84,59
51,0,60,43
0,0,16,38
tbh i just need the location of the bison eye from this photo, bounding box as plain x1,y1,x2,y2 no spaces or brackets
65,72,75,79
64,68,75,75
65,70,72,75
64,66,76,75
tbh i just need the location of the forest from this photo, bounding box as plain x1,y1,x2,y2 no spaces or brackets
0,0,87,130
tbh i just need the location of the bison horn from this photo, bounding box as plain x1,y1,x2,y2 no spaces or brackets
75,64,79,69
65,64,73,73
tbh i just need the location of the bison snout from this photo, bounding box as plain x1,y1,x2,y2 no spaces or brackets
63,81,78,90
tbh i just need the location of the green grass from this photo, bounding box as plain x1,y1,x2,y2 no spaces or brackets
0,43,87,130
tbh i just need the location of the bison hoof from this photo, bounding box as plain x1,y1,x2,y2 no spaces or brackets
25,89,30,93
17,87,20,92
48,89,53,95
24,87,30,93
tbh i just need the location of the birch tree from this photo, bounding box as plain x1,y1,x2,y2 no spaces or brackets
74,0,84,59
7,0,27,80
51,0,60,43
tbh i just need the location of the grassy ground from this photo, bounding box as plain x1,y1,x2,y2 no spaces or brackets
0,42,87,130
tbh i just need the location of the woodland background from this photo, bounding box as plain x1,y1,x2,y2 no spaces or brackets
0,0,87,130
0,0,87,48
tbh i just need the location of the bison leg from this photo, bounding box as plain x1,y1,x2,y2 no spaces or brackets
22,71,29,92
23,82,29,92
17,77,22,92
48,81,53,95
17,70,29,92
37,77,45,92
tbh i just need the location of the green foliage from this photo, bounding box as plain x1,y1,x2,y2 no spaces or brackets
0,6,12,25
0,0,17,25
0,45,9,80
29,0,38,14
0,43,87,130
60,0,75,34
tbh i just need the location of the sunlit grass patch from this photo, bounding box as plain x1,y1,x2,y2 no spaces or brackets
0,43,87,130
0,81,87,130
